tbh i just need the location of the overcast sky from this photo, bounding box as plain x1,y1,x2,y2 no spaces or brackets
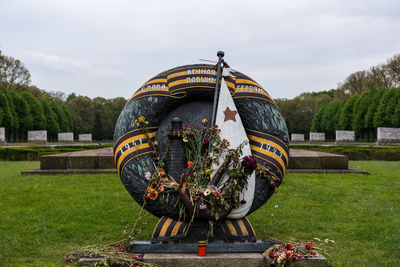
1,0,399,100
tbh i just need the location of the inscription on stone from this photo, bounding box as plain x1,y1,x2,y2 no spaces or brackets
79,134,92,143
0,127,6,146
377,127,400,145
309,132,325,144
335,131,355,145
28,130,48,145
58,132,74,143
291,133,305,143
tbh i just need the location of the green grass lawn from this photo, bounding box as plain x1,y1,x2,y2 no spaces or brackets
0,161,399,266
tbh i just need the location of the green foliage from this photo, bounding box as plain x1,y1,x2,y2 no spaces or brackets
310,104,327,132
40,100,60,139
0,92,14,134
320,100,341,139
65,95,95,136
49,102,69,132
20,91,46,130
0,144,112,161
291,144,400,160
374,88,400,127
338,95,358,130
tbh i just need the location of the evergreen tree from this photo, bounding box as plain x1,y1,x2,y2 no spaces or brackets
20,92,46,130
41,100,60,140
9,91,31,141
49,102,69,132
0,92,14,140
338,96,358,130
374,88,399,127
61,105,73,132
310,104,327,132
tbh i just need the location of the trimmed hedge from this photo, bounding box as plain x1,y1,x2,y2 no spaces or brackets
0,144,112,161
291,144,400,161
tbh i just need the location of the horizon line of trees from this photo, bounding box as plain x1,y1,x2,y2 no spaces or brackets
276,53,400,141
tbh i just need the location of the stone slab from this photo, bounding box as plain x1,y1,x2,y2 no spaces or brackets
58,132,74,143
28,130,48,145
335,130,355,145
79,133,92,143
309,132,325,144
291,133,305,143
22,169,116,175
289,149,348,169
0,127,6,146
377,127,400,145
143,253,265,267
130,241,275,253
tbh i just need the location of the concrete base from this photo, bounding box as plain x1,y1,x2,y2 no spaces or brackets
80,253,328,267
23,147,365,175
0,141,7,146
289,149,348,170
376,141,399,146
29,141,48,145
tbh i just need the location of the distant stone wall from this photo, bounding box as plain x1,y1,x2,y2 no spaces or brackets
335,130,355,145
28,130,48,145
291,133,305,143
309,132,325,144
377,127,400,145
79,134,92,143
0,127,6,146
58,132,74,143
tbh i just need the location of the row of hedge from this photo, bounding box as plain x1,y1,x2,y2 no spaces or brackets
291,144,400,161
0,144,112,161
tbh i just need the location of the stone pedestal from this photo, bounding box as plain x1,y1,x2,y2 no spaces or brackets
58,132,74,143
79,134,92,143
291,133,305,143
309,132,325,144
28,130,48,145
0,127,6,146
376,127,400,145
335,130,355,145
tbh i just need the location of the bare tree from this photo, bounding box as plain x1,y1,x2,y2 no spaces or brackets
0,50,31,90
387,54,400,87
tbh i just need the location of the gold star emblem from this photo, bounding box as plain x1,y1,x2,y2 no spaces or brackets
223,107,238,122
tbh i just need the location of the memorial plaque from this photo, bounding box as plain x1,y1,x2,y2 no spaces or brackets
309,132,325,144
291,133,305,143
79,134,92,143
0,127,6,146
335,130,355,145
28,130,48,145
377,127,400,145
58,132,74,143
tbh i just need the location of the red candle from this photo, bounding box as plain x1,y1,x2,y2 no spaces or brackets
198,241,207,257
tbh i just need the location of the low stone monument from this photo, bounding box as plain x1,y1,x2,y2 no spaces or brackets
28,130,48,145
309,132,325,144
291,133,305,143
58,132,74,143
377,127,400,145
335,130,355,145
79,134,92,143
0,127,6,146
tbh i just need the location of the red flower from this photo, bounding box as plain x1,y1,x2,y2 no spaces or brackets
214,190,220,196
285,243,292,250
268,252,275,259
187,161,194,167
274,190,278,194
143,195,150,200
292,256,297,262
240,199,247,204
285,251,291,258
135,254,143,261
241,156,257,170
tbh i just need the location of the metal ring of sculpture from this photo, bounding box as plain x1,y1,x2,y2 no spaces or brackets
113,64,289,220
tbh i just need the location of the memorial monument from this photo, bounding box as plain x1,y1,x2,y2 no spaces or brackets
0,127,6,146
113,52,289,251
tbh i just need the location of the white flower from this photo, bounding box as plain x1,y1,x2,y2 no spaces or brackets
274,205,279,209
144,171,151,180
